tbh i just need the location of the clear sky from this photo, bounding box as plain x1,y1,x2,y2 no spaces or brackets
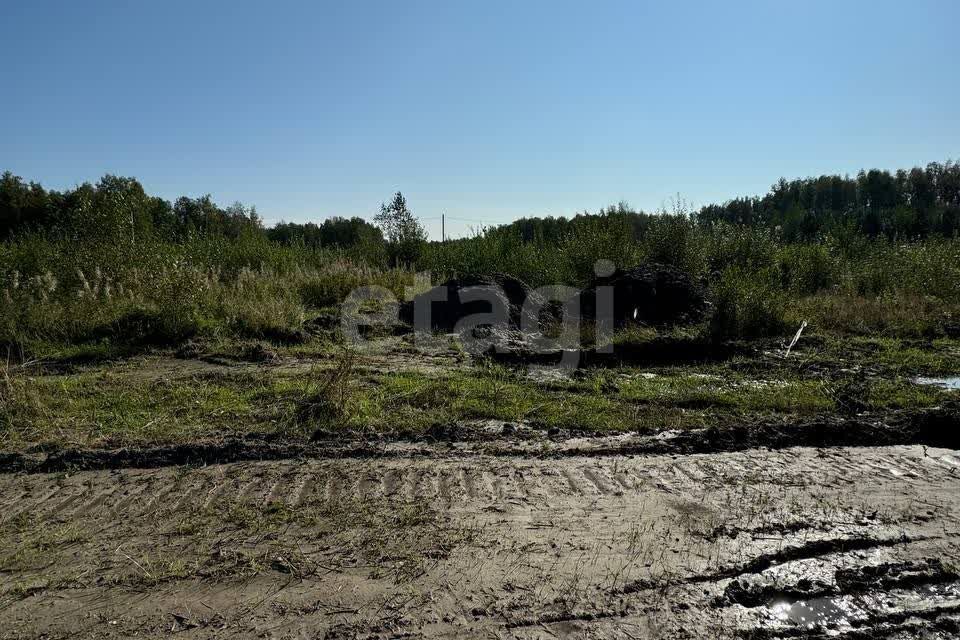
2,1,957,239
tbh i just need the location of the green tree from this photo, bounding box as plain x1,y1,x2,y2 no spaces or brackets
0,171,52,238
92,175,152,242
374,192,426,266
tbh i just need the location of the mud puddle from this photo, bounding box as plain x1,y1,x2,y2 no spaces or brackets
778,582,959,623
760,582,960,637
916,376,960,390
740,560,960,636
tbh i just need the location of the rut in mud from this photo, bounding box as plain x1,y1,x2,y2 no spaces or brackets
2,444,960,639
3,402,959,474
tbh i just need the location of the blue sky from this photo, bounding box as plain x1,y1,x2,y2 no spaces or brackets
2,1,957,239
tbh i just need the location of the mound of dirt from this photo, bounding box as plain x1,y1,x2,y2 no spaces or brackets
3,403,960,474
399,273,544,332
396,266,706,333
307,312,340,332
580,263,708,327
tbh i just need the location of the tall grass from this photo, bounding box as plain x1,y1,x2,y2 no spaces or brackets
4,216,960,348
423,217,960,339
0,235,418,351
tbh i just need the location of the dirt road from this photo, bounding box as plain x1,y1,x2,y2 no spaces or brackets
2,443,960,639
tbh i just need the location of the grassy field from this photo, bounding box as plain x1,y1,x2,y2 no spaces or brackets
3,192,960,454
3,330,958,452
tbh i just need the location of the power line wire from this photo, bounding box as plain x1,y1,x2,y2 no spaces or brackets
444,216,490,224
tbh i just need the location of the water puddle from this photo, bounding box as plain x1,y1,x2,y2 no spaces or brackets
914,376,960,390
768,595,852,629
764,582,960,631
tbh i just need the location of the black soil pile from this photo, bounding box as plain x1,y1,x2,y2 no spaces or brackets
399,273,544,331
397,265,707,333
580,263,708,327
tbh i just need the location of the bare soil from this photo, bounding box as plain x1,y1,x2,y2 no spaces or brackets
2,442,960,638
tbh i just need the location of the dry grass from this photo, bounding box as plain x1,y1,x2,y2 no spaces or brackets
292,348,358,433
791,293,960,337
0,359,48,442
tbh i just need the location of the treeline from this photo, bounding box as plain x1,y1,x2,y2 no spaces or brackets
425,161,958,245
266,218,382,249
3,161,959,252
0,172,383,249
696,161,960,240
488,202,662,245
4,163,960,346
0,173,265,241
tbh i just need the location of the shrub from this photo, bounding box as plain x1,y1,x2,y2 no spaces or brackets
209,267,305,341
0,236,421,352
710,266,788,340
638,215,706,276
703,224,777,273
777,244,838,295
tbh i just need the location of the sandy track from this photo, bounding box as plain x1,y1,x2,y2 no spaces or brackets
2,445,960,638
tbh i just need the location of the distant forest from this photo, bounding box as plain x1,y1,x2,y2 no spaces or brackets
497,161,960,243
2,160,959,247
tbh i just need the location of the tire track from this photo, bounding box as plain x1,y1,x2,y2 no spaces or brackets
2,446,959,521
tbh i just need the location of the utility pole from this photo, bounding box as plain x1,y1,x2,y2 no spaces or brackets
442,213,445,242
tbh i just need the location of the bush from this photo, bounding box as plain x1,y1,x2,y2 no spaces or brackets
638,215,706,276
703,224,777,273
710,266,788,340
214,268,306,340
777,244,838,295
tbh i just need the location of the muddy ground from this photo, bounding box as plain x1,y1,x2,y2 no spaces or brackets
3,444,960,639
3,336,960,638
